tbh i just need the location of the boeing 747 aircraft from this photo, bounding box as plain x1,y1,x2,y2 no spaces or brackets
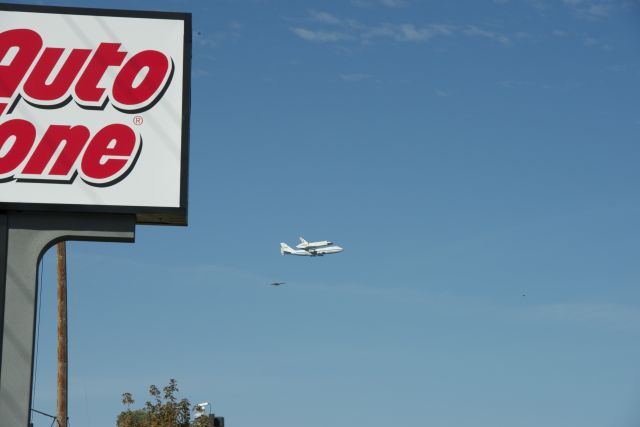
280,241,343,257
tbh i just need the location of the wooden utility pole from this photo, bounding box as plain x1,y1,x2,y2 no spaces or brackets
56,242,68,427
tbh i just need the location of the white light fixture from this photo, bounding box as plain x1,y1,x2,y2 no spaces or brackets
193,402,210,418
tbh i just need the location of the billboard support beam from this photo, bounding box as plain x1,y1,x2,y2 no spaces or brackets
0,212,136,427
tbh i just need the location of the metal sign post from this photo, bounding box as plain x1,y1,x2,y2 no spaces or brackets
0,212,135,427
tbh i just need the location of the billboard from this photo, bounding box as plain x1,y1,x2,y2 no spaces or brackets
0,4,191,225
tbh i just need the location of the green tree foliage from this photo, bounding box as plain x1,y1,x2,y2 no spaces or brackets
117,379,210,427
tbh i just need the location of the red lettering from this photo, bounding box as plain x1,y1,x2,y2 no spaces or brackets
0,28,168,187
81,124,138,183
0,119,36,177
0,30,173,114
74,43,126,106
20,125,90,178
0,121,138,185
23,48,91,104
0,29,42,102
112,50,170,110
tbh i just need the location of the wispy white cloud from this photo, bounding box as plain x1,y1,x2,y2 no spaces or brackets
292,11,509,46
194,22,244,49
291,27,352,42
548,29,612,50
308,10,342,25
350,0,370,7
584,36,598,46
380,0,407,7
463,25,510,45
526,0,548,12
583,3,612,18
292,20,456,44
583,35,612,50
399,23,454,41
361,23,455,42
194,32,218,48
351,0,408,7
192,67,213,78
563,0,613,20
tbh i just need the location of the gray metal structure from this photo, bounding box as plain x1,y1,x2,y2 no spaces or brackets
0,212,136,427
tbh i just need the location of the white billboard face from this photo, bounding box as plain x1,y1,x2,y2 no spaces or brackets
0,5,191,225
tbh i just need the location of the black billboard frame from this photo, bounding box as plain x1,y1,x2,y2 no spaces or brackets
0,3,192,226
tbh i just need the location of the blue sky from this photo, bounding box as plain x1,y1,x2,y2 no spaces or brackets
14,0,640,426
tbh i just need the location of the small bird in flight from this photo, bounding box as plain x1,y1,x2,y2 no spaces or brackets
270,282,285,286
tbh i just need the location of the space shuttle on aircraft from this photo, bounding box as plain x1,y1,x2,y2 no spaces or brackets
296,237,333,249
280,239,343,257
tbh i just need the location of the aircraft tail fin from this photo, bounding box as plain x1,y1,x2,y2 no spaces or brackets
280,242,293,255
299,237,308,246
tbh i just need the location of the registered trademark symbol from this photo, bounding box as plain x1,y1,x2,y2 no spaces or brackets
133,116,143,125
